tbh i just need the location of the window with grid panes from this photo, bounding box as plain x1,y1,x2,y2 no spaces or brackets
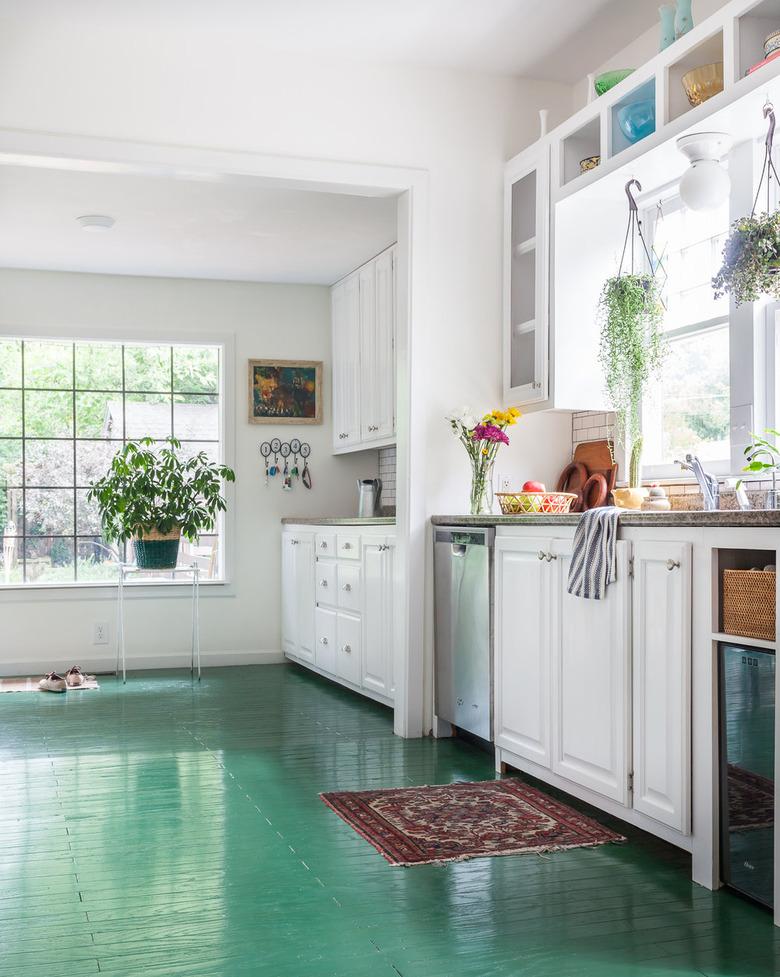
642,195,731,476
0,340,223,585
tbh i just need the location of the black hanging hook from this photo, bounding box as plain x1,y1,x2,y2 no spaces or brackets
625,178,642,213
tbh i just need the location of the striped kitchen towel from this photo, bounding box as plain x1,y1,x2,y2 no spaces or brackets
566,506,621,600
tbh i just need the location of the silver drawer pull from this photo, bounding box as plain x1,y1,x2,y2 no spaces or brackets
320,637,328,645
537,551,545,561
320,579,328,587
666,559,681,571
343,583,352,592
546,552,557,562
343,644,352,654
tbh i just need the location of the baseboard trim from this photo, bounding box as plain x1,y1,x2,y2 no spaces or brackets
0,649,284,677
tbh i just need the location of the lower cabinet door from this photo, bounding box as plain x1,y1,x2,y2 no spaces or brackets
315,607,337,674
362,539,393,699
494,537,552,767
550,539,631,804
294,535,316,664
632,540,692,833
336,612,362,686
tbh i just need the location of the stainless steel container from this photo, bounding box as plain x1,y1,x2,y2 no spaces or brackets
357,478,382,518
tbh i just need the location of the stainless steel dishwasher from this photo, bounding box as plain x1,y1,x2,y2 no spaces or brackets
433,526,494,741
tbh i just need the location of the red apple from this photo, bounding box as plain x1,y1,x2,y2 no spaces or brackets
522,480,545,493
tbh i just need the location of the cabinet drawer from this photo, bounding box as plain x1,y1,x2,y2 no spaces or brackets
315,607,337,674
337,534,360,560
336,612,361,686
337,563,361,611
316,562,336,605
316,533,336,558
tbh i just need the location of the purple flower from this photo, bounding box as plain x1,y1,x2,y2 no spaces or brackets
472,424,509,445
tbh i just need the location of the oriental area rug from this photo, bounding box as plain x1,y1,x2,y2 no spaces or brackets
320,778,625,866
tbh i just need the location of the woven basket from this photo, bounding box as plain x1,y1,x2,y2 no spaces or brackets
132,527,182,570
722,569,776,641
496,492,578,515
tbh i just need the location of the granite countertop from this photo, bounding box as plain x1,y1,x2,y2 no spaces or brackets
431,511,780,528
281,516,396,526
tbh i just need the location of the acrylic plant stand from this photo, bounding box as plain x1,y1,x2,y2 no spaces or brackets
115,563,201,683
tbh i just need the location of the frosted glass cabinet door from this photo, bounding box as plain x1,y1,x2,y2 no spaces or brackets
504,143,550,406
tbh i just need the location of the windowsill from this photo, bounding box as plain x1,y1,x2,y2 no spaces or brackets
0,578,232,599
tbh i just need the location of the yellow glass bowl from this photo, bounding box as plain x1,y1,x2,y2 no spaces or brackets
681,62,724,107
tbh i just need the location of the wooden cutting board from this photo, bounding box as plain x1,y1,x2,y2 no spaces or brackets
573,439,614,473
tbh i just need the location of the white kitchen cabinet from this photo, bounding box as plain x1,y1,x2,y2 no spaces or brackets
550,538,631,804
494,536,552,766
361,537,395,698
283,524,395,707
331,273,361,451
503,143,550,407
332,245,396,454
281,531,315,664
631,539,692,834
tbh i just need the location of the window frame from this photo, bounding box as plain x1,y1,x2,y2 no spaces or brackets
0,327,235,595
639,190,732,481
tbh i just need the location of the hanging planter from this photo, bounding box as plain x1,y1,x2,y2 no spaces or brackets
713,103,780,306
597,180,667,499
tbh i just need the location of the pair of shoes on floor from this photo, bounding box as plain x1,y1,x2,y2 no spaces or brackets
39,666,87,694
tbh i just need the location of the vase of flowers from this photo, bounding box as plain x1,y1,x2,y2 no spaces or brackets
448,407,521,515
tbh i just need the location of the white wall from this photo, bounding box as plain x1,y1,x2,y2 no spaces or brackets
0,269,377,674
572,0,730,111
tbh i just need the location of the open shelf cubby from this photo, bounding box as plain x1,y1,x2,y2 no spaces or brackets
737,0,780,80
561,117,601,186
610,77,656,158
715,548,777,641
667,29,724,122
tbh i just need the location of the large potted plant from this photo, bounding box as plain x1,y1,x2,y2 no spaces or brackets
598,273,666,507
88,437,236,570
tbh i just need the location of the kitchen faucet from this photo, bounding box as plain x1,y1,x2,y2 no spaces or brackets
674,453,720,510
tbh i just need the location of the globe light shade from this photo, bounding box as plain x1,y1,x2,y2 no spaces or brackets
676,132,732,211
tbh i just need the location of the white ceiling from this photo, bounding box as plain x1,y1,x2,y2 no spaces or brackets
0,166,398,284
3,0,662,83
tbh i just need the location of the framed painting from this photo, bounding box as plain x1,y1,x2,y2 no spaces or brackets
248,359,323,425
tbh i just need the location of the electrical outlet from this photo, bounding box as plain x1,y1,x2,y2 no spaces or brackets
497,473,513,492
93,622,108,645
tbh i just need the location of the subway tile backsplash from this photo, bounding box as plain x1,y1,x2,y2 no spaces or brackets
378,445,396,515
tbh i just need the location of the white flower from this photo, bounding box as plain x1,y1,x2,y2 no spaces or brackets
447,406,477,426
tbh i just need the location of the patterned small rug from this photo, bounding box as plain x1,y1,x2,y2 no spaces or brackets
727,764,774,831
320,778,625,866
0,676,99,693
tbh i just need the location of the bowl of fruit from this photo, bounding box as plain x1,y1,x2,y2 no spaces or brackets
496,482,578,515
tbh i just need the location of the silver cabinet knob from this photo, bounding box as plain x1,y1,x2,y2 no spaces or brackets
343,644,352,654
320,541,328,549
291,539,299,546
343,542,352,550
546,552,557,562
320,637,328,645
537,551,545,561
343,583,352,592
666,559,681,571
319,579,328,588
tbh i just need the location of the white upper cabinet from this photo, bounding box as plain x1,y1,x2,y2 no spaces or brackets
331,273,361,450
631,540,692,834
332,245,396,454
504,143,550,407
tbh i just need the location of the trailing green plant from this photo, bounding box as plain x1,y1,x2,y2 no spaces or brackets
712,212,780,306
597,274,666,488
87,437,235,544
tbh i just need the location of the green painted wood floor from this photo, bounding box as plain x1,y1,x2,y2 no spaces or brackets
2,664,780,977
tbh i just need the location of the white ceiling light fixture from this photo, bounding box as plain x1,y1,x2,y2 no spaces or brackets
76,214,115,232
676,132,732,211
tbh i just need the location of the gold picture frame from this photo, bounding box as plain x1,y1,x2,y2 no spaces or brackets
248,358,323,425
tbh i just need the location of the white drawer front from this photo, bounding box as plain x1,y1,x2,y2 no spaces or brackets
316,533,336,558
337,612,361,686
337,534,360,560
316,562,337,606
315,607,337,674
337,563,361,612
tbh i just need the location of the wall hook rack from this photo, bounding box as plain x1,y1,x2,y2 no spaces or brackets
259,439,312,490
